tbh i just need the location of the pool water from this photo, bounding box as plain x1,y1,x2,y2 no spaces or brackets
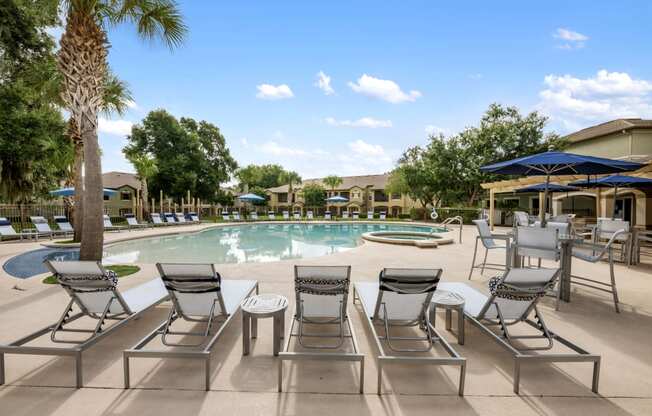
103,223,443,265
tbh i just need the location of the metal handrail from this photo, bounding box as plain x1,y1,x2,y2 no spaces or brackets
440,216,463,243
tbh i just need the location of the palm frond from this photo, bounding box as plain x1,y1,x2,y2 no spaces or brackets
109,0,187,48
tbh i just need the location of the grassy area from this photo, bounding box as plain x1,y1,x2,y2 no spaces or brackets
42,264,141,284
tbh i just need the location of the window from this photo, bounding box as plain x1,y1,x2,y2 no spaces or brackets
340,191,350,200
278,193,288,203
374,190,388,202
120,191,132,201
391,193,401,200
103,195,110,201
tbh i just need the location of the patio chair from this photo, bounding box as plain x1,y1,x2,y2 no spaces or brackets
232,211,241,221
250,211,259,221
283,210,290,220
379,211,387,220
468,219,511,279
187,212,200,222
0,217,39,241
595,218,631,265
103,215,126,232
324,211,332,220
438,268,600,394
221,211,230,221
124,213,148,230
150,213,168,226
0,260,168,388
571,229,627,312
279,265,364,393
53,216,75,235
293,211,301,220
29,216,64,239
163,212,177,225
268,211,276,220
174,212,189,224
354,268,466,395
124,263,257,390
307,210,314,220
513,211,530,227
342,211,350,220
352,211,359,220
366,211,374,219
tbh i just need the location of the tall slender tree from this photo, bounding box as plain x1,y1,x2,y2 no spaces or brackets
322,175,343,195
126,153,157,218
57,0,186,260
281,170,302,204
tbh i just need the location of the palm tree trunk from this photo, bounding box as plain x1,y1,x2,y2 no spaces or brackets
79,117,104,260
141,179,149,217
69,119,84,243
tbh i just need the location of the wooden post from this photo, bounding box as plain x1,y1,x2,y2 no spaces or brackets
489,188,495,230
595,188,601,219
539,192,545,219
187,190,191,212
160,190,163,213
181,197,185,213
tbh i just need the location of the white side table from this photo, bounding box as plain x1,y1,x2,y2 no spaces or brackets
430,290,465,344
241,294,288,356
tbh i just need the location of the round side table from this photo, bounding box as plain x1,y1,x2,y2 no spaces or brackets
241,294,288,356
430,290,465,344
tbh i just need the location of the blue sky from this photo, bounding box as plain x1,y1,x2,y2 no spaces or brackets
94,0,652,179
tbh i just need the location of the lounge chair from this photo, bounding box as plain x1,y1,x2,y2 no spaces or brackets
513,211,530,227
103,215,126,232
174,212,189,224
0,260,168,388
150,213,168,226
468,219,510,279
354,268,466,395
324,211,332,220
232,211,241,221
268,211,276,220
342,211,350,220
438,268,600,394
124,263,257,390
53,215,75,235
283,211,290,220
366,211,374,219
293,211,301,220
306,210,314,220
163,212,177,225
30,216,65,239
279,265,364,393
0,217,39,241
187,212,200,223
352,211,359,220
250,212,259,221
221,211,230,221
379,211,386,220
124,213,149,230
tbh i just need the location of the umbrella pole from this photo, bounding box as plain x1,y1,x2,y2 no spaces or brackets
612,184,618,219
541,174,550,227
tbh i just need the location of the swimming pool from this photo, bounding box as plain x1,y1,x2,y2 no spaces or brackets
103,223,445,264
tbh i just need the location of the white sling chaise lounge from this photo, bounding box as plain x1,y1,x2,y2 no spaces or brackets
124,213,149,230
306,210,314,220
0,260,168,388
232,211,241,221
0,217,39,241
250,211,259,220
324,211,332,220
123,263,257,390
174,212,189,224
53,215,75,235
150,213,168,226
268,211,276,220
438,267,601,394
283,211,290,220
278,265,364,393
163,212,177,225
30,216,66,239
292,211,301,220
103,215,126,232
354,268,466,395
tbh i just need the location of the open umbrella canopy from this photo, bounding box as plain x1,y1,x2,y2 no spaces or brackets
570,174,652,188
515,183,579,193
326,195,348,203
480,151,643,176
50,187,118,197
238,193,266,202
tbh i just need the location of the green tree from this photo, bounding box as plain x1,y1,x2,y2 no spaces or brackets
386,147,438,219
236,164,289,191
126,153,157,218
301,183,326,210
322,175,343,195
57,0,186,260
124,110,237,204
280,170,302,203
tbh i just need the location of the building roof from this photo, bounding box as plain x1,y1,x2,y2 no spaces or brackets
102,171,141,190
564,118,652,143
267,173,390,193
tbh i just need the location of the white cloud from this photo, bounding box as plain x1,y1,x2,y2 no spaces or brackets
347,139,388,158
98,118,133,136
315,71,334,95
469,73,483,80
538,70,652,129
241,137,249,147
256,84,294,100
260,141,309,157
325,116,392,128
348,74,421,103
126,100,138,110
553,28,588,49
424,125,449,136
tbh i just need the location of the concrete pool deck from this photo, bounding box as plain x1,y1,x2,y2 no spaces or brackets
0,222,651,415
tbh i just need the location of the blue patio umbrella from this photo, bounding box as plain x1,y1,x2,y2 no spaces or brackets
481,150,643,225
50,187,118,197
570,175,652,218
238,193,266,202
326,195,349,203
515,183,579,193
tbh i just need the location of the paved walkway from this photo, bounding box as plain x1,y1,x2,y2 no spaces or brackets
0,222,651,415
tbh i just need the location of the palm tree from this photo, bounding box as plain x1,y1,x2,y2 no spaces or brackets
126,153,157,218
281,170,302,204
69,73,133,242
57,0,186,260
323,175,343,196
